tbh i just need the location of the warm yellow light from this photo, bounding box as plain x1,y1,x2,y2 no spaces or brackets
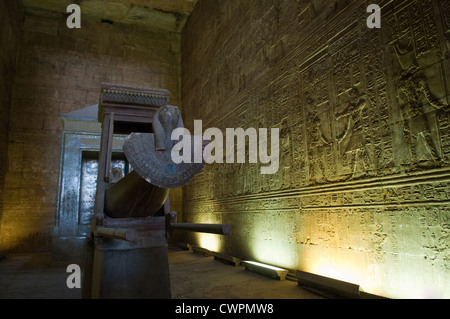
310,264,360,287
381,278,447,299
246,211,299,270
196,233,220,252
302,248,450,299
0,218,43,252
189,201,224,253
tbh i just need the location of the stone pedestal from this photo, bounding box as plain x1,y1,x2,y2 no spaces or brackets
83,217,171,299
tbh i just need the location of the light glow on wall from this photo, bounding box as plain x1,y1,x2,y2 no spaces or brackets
196,233,220,252
190,201,225,253
248,237,298,270
0,218,43,252
305,255,361,288
302,248,450,299
244,210,299,270
188,193,450,299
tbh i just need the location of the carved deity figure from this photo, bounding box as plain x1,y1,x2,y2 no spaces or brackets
397,68,444,167
305,93,331,185
271,118,293,190
394,35,447,168
335,86,372,179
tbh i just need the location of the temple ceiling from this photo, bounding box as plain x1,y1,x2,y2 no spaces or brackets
21,0,198,32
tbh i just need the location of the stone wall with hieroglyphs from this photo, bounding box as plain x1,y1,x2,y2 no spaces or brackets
182,0,450,298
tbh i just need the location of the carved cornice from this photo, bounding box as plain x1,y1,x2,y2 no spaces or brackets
100,83,170,107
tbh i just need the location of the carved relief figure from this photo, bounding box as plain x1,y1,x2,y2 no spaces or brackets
335,85,372,179
394,34,447,168
305,92,331,185
440,0,450,56
271,118,293,190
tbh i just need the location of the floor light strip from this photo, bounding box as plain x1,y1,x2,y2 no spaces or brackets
211,251,242,267
243,260,289,281
296,270,385,299
188,244,213,257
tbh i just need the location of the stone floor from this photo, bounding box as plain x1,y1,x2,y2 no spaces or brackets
0,246,323,299
0,253,81,299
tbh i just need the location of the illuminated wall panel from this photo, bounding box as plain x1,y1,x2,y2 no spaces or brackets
182,0,450,298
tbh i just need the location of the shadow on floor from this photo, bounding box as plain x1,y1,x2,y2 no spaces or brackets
0,253,81,299
168,246,323,299
0,246,323,299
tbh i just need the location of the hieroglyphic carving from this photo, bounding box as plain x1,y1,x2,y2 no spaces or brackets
396,65,445,166
301,55,333,185
185,0,449,194
438,0,450,55
182,0,450,295
299,15,393,186
385,0,449,170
